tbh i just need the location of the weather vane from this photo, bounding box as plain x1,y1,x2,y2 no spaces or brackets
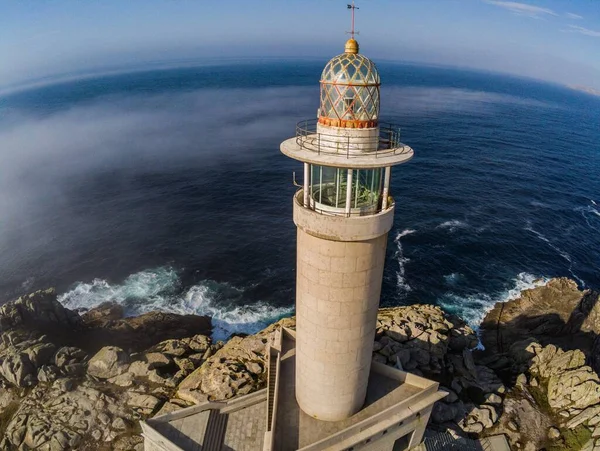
347,2,359,40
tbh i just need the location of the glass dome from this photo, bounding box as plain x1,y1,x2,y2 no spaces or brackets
319,45,381,128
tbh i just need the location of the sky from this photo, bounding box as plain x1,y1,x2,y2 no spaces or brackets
0,0,600,91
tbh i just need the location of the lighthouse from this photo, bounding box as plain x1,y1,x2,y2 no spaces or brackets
280,30,414,421
143,6,447,451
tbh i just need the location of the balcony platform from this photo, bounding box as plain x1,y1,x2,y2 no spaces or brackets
281,136,414,169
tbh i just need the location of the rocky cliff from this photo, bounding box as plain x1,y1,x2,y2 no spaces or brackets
0,280,598,450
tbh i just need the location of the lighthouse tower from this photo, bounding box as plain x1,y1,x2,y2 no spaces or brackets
280,35,414,420
142,6,449,451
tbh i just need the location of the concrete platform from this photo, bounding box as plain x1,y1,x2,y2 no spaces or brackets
142,327,447,451
269,329,446,451
142,390,267,451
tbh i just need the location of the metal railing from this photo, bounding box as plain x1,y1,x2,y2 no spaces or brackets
295,118,412,158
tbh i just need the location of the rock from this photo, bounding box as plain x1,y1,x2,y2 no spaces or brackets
128,394,161,412
493,395,552,451
111,417,128,430
185,335,211,353
508,420,519,432
566,406,600,429
393,349,411,368
530,345,586,379
1,353,36,387
144,352,172,369
53,378,75,392
81,302,124,323
150,339,190,357
245,361,263,375
545,364,600,410
516,373,528,387
83,311,211,353
112,435,144,451
155,401,185,416
108,372,136,387
2,382,133,450
548,427,560,439
177,335,268,403
0,288,82,331
54,347,87,368
450,378,462,394
87,346,129,379
432,401,458,423
480,278,600,365
439,386,458,403
24,342,56,368
484,393,503,406
128,360,153,377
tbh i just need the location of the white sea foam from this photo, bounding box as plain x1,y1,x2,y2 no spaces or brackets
443,273,462,286
575,204,600,232
530,201,550,208
58,267,293,341
178,285,292,341
438,272,548,328
393,229,415,295
437,220,468,232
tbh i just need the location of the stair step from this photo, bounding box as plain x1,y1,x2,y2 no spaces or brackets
202,410,229,451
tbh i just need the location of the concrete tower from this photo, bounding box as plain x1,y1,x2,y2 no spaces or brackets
280,37,414,421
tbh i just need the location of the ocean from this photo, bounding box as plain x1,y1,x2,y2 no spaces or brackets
0,61,599,340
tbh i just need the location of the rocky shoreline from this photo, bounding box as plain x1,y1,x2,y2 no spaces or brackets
0,278,598,450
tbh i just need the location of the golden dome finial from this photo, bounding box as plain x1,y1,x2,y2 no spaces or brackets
345,38,359,54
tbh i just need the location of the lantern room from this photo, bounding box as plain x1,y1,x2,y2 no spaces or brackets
319,39,381,128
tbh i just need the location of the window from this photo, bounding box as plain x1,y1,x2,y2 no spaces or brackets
309,165,382,215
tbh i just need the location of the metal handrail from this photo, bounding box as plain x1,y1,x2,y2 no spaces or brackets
294,118,411,158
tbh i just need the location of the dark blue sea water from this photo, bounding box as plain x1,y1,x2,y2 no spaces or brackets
1,61,599,339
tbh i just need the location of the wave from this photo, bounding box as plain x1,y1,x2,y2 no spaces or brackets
530,200,550,208
393,229,415,295
438,272,548,328
524,224,585,287
437,220,468,232
575,204,600,232
58,267,293,341
443,273,462,286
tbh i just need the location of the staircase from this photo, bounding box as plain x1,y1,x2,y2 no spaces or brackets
266,354,278,430
202,409,228,451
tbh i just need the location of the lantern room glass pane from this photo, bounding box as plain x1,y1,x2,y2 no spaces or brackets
321,85,380,122
309,165,383,215
319,52,381,123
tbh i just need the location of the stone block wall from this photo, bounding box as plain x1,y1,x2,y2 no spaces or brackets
295,227,387,421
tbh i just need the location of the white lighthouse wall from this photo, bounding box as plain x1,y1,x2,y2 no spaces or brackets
293,192,394,421
316,123,379,155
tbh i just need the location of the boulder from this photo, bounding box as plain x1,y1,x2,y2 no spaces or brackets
176,334,268,403
54,347,87,368
24,342,56,368
0,353,36,387
480,278,600,367
87,346,129,379
0,289,82,332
